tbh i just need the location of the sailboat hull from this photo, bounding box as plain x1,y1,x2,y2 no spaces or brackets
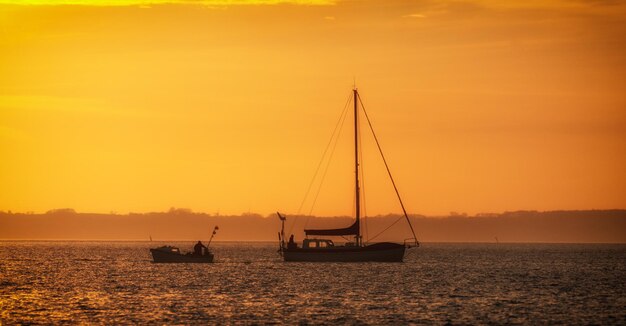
282,242,406,262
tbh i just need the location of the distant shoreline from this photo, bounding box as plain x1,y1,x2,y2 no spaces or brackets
1,240,626,244
2,209,625,243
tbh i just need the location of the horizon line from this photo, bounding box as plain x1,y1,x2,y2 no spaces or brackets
2,208,625,217
1,239,625,244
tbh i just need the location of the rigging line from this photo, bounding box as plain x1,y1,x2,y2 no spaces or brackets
288,93,352,236
357,93,420,246
296,92,353,215
306,99,351,218
352,181,356,218
368,215,403,242
358,109,369,244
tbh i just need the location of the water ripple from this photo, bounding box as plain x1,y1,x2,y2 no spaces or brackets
0,242,624,324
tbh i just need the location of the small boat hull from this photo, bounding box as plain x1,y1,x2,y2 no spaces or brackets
150,247,214,263
282,242,406,262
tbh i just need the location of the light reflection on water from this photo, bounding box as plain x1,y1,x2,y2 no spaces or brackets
1,242,625,324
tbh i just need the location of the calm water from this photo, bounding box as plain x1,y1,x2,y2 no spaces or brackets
1,242,625,324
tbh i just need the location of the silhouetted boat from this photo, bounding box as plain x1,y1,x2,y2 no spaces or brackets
277,88,419,262
150,246,214,263
150,226,218,263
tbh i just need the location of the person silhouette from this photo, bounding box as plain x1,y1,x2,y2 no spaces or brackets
288,234,296,249
194,241,207,255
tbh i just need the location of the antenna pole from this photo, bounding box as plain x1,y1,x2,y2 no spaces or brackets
354,87,361,247
207,226,218,248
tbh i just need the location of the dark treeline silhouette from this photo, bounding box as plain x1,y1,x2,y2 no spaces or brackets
0,209,625,243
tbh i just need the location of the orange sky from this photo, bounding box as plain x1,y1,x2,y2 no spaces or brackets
1,0,625,217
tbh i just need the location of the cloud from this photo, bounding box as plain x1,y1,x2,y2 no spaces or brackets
402,13,426,18
0,95,169,119
0,0,335,6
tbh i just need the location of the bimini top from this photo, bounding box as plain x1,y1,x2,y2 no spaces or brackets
304,220,359,236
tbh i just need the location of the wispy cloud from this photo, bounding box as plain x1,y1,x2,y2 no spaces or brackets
0,95,170,119
402,13,426,18
0,0,335,6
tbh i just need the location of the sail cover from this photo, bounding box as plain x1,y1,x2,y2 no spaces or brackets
304,220,359,236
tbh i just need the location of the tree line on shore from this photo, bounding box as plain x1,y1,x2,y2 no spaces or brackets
1,208,625,243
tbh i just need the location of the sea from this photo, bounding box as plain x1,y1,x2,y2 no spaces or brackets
1,242,624,324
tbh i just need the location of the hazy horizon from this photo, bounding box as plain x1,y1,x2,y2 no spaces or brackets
2,209,625,243
2,206,626,216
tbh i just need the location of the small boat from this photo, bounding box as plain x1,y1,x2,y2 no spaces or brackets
277,87,419,262
150,246,214,263
150,226,219,263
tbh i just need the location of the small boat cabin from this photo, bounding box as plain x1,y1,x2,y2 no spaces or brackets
156,246,180,254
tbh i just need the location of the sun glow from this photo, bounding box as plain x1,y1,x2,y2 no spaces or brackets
0,0,624,217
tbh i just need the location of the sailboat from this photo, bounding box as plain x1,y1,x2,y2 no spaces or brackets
277,87,419,262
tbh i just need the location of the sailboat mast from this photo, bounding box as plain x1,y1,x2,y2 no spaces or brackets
353,88,361,247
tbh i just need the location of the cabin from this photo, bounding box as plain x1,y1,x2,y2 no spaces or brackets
302,239,335,249
156,246,180,254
